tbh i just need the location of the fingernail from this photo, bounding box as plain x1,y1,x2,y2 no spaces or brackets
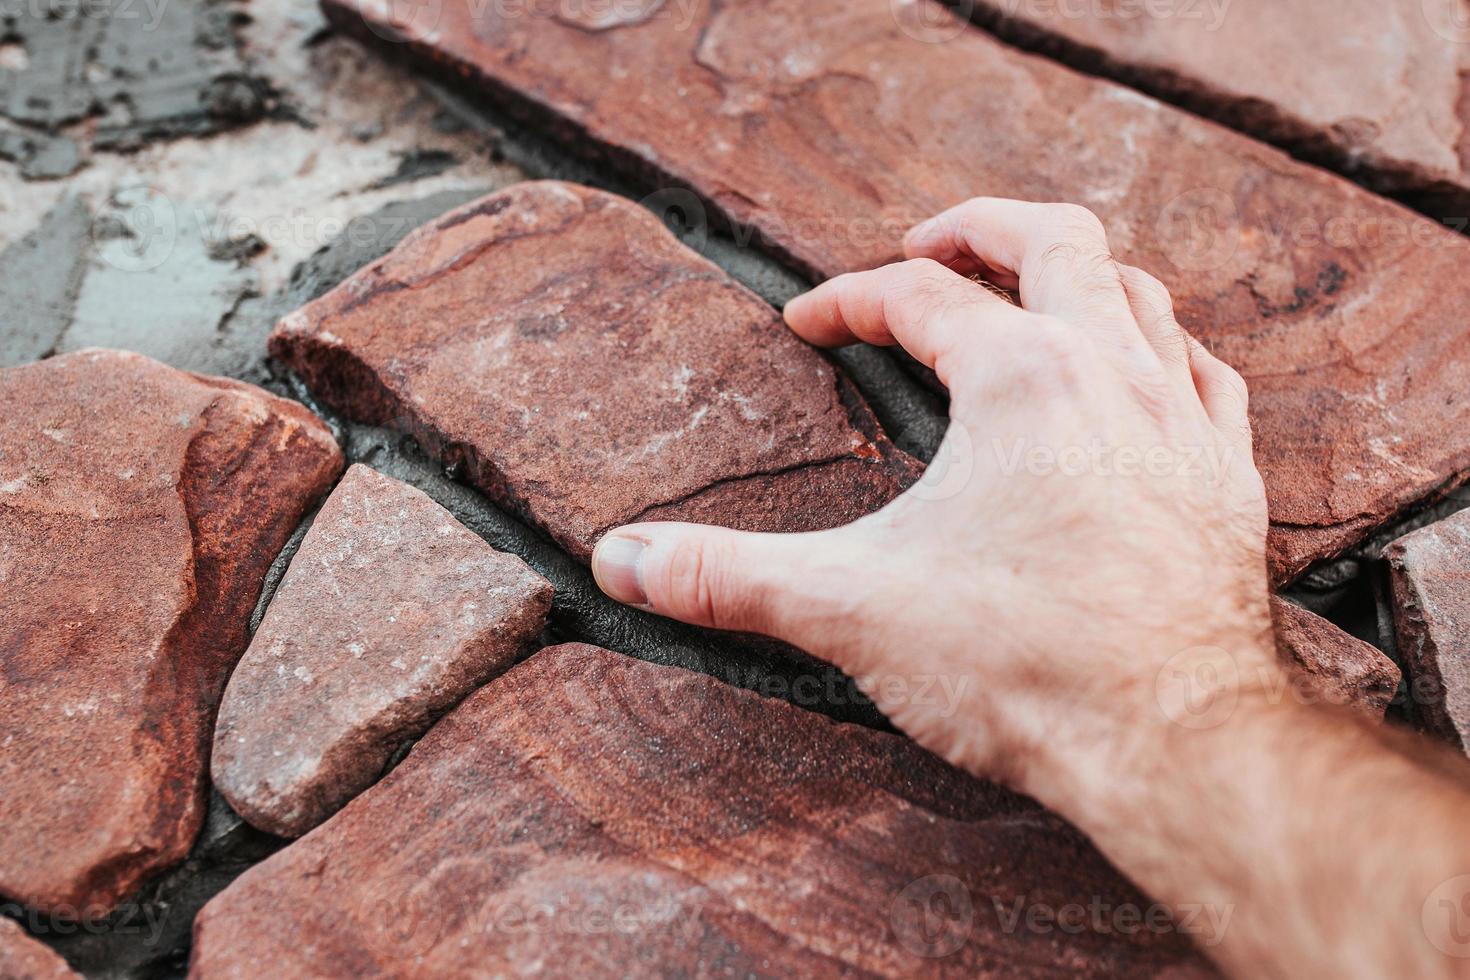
592,534,650,608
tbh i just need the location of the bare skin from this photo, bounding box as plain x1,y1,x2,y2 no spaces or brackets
591,197,1470,978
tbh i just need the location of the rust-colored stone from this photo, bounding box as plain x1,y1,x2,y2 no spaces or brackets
0,919,79,980
0,350,342,913
967,0,1470,210
1269,597,1399,716
191,644,1215,978
324,0,1470,583
213,464,553,838
1386,510,1470,752
270,181,920,561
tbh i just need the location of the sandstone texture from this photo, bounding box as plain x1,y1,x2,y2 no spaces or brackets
212,464,554,838
327,0,1470,583
191,644,1213,978
1270,597,1399,715
271,181,920,560
0,919,80,980
1386,510,1470,752
0,350,343,913
968,0,1470,210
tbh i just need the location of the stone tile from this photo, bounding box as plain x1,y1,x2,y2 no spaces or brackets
1270,597,1399,716
0,918,78,980
1386,509,1470,752
326,0,1470,583
213,464,553,838
191,644,1214,978
271,181,921,561
966,0,1470,211
0,350,342,913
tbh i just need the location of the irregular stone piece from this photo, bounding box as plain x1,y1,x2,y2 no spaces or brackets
271,182,921,560
1270,597,1399,716
213,464,554,838
0,919,80,980
191,644,1213,978
965,0,1470,212
0,350,342,913
326,0,1470,583
1386,510,1470,752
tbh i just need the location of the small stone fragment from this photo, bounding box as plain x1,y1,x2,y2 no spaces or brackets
191,644,1214,978
1386,510,1470,752
0,919,80,980
0,350,343,913
212,464,554,838
271,181,920,561
1270,597,1399,716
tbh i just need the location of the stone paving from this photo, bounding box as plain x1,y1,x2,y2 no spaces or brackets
2,0,1470,976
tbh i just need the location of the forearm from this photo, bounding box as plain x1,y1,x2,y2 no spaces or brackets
1032,653,1470,978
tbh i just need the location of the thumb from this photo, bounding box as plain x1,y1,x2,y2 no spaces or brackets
591,522,831,639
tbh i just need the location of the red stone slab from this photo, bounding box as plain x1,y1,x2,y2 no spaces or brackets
0,350,342,913
1386,510,1470,752
270,181,920,561
967,0,1470,210
324,0,1470,583
213,464,553,837
0,919,79,980
190,644,1215,978
1269,597,1399,716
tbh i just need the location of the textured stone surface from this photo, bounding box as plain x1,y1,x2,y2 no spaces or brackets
271,181,921,560
966,0,1470,210
1270,597,1399,715
0,0,264,166
0,918,79,980
1386,510,1470,752
0,350,342,913
213,464,553,838
328,0,1470,583
191,644,1213,978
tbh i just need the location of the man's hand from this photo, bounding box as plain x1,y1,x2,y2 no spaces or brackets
592,198,1470,978
592,197,1278,804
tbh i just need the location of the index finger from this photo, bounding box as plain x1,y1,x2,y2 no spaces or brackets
783,258,1032,386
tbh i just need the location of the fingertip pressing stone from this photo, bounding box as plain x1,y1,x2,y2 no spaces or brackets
0,349,343,914
212,464,554,838
0,919,81,980
1386,510,1470,752
1270,597,1400,716
269,181,921,562
191,644,1213,978
324,0,1470,584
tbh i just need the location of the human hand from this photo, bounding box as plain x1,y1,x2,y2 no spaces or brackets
591,198,1279,812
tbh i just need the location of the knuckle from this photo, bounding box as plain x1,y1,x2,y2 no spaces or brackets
1044,203,1108,243
663,535,759,632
